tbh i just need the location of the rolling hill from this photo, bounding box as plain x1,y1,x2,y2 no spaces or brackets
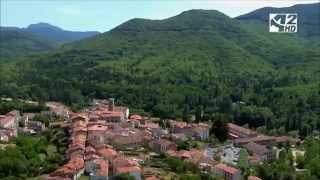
0,4,319,128
0,28,57,60
0,23,100,60
236,3,320,40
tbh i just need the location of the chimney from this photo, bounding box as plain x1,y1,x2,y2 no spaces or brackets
109,98,115,111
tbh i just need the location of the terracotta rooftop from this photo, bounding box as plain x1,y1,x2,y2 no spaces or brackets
87,124,108,132
115,166,141,174
214,163,240,175
242,142,269,155
130,114,142,120
97,147,118,159
228,123,257,136
234,135,275,144
94,159,108,176
248,176,262,180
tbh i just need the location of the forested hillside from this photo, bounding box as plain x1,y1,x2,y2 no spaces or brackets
0,4,319,137
0,28,57,60
0,23,100,60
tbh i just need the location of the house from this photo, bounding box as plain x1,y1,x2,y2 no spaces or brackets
89,159,109,180
27,121,46,132
148,139,177,154
228,123,257,139
248,176,262,180
187,149,218,168
21,113,36,127
242,142,275,162
114,106,129,120
0,110,20,129
71,114,88,123
171,133,188,143
111,133,145,149
46,101,71,119
114,166,141,180
169,120,187,133
191,123,210,141
213,163,241,180
100,111,125,123
48,156,85,180
97,147,118,163
112,156,141,180
87,124,108,146
234,135,276,146
169,121,210,141
0,129,15,142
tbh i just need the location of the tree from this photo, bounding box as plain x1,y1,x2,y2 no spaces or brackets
195,105,203,123
113,173,135,180
210,113,229,142
183,104,191,122
237,149,249,170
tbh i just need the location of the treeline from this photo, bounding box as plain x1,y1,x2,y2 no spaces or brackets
254,137,320,180
1,59,319,138
0,129,68,179
0,100,48,114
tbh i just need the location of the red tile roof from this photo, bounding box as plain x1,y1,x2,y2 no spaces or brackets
94,159,108,176
214,163,240,175
248,176,262,180
115,166,141,174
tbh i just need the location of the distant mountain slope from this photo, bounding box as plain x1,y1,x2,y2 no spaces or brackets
0,23,100,59
25,23,100,44
0,4,318,125
236,3,320,39
0,28,57,60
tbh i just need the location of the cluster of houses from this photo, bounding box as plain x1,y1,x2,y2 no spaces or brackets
45,99,228,180
228,123,298,164
46,100,143,180
0,110,20,142
2,98,300,180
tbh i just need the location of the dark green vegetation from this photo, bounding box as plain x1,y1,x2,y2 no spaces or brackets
147,155,222,180
23,23,100,44
0,129,68,179
0,100,48,114
0,3,319,139
253,137,320,180
237,3,320,41
113,173,135,180
0,28,57,60
0,23,99,60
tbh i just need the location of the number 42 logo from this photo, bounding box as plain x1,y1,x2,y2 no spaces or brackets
269,13,298,33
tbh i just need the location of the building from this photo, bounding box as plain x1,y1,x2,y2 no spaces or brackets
228,123,257,139
89,159,109,180
242,142,275,162
0,129,15,142
191,123,210,141
213,163,241,180
113,157,141,180
233,135,276,146
248,176,262,180
27,121,46,132
0,110,20,129
148,139,177,154
169,121,210,141
48,156,85,180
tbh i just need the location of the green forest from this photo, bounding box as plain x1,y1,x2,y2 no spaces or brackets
0,5,319,139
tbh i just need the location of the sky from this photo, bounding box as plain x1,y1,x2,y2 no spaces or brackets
1,0,318,32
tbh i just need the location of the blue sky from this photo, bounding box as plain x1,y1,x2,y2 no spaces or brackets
1,0,318,32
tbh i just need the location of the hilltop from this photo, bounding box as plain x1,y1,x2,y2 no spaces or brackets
0,4,319,137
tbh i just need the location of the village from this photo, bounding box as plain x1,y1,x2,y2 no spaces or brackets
0,98,303,180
